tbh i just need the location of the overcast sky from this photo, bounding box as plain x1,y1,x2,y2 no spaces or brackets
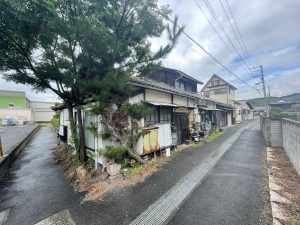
0,0,299,101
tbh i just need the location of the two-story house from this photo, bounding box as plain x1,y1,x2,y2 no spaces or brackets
201,74,236,126
55,67,205,170
129,67,203,146
201,74,237,105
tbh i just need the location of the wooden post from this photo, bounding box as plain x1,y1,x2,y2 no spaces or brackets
0,136,3,157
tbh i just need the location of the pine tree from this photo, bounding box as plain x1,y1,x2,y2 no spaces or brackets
0,0,183,163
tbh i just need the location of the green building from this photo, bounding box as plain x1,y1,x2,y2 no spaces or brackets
0,90,28,108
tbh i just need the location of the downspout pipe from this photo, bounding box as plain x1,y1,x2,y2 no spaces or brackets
175,73,184,87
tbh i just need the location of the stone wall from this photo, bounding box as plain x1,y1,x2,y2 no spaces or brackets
261,117,300,175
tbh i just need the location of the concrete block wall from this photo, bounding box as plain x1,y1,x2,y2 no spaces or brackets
261,117,300,175
260,117,283,147
282,119,300,175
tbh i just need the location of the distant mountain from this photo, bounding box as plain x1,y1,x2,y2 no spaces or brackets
245,93,300,107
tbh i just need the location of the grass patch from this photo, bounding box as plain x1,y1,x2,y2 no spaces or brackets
126,164,145,177
125,158,157,177
206,131,224,142
36,122,51,127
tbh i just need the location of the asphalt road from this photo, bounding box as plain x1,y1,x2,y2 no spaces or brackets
168,122,270,225
0,127,81,225
0,125,37,155
0,120,271,225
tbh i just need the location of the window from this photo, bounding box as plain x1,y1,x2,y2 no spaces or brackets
211,80,220,86
8,103,15,108
145,107,159,126
144,106,172,126
175,80,185,91
203,91,210,97
212,88,227,95
160,107,172,123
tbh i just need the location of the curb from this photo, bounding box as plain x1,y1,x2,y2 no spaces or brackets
266,147,291,225
0,126,40,178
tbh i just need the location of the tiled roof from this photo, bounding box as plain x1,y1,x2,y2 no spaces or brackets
54,76,226,111
129,76,205,100
159,67,203,84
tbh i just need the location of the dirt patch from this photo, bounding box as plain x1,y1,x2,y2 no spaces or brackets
54,145,182,202
267,147,300,225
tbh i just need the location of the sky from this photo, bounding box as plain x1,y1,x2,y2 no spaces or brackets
0,0,299,101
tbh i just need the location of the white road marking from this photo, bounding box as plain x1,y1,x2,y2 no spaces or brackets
34,209,76,225
130,124,253,225
0,208,10,225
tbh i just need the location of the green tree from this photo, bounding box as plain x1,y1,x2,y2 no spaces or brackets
0,0,182,163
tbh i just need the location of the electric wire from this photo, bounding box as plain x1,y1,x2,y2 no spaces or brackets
218,0,254,69
144,0,263,96
201,0,260,80
224,0,257,67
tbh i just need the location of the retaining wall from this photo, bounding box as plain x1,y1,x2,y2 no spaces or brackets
260,117,283,147
261,117,300,175
282,119,300,175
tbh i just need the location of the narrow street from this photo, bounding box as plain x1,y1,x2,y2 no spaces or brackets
0,120,271,225
0,127,81,225
167,121,270,225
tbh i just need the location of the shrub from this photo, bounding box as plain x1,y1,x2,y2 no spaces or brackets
269,108,298,120
103,145,128,163
51,118,60,128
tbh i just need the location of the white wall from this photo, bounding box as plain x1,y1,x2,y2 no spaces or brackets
129,93,144,104
173,95,187,106
145,89,171,104
0,108,32,125
30,101,56,109
33,110,55,122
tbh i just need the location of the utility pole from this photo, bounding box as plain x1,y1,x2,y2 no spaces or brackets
250,65,268,117
268,86,271,107
260,65,268,117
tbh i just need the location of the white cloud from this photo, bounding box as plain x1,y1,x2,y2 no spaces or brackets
1,0,300,101
156,0,300,99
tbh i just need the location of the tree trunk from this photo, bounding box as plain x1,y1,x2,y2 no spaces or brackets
127,148,146,164
76,105,86,162
68,106,73,121
67,106,74,150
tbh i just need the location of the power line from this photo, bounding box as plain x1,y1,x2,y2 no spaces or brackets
180,28,261,94
201,0,254,76
194,0,235,56
224,0,257,68
218,0,254,69
144,0,262,96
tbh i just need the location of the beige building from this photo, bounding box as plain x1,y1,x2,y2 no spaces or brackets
201,74,237,106
0,90,57,125
201,74,237,125
29,101,56,122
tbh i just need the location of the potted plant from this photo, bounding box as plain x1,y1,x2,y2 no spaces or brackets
103,146,127,176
